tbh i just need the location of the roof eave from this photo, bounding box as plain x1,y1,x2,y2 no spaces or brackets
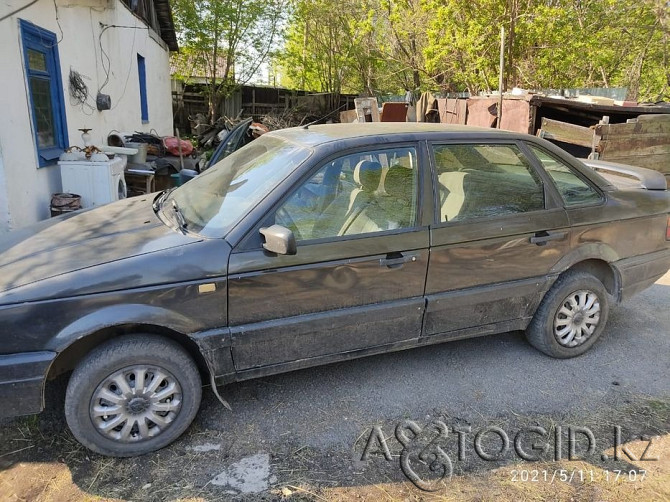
154,0,179,52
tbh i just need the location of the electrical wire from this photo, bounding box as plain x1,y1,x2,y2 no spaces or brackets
69,69,89,103
109,20,138,110
0,0,39,23
51,0,64,45
2,1,62,47
97,24,113,93
97,23,147,95
69,68,97,114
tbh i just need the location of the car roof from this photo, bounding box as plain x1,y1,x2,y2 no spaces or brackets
267,122,519,147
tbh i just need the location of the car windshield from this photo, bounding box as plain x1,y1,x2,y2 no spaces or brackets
164,135,311,238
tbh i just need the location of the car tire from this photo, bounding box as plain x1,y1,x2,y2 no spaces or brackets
526,271,610,358
64,335,202,457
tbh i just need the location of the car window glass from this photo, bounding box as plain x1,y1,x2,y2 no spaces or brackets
169,136,311,237
275,147,419,241
529,146,602,207
433,144,545,223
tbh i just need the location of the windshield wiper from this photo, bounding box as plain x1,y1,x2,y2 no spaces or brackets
171,199,188,234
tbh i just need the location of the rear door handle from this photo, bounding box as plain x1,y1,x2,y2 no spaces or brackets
379,253,418,268
530,231,567,246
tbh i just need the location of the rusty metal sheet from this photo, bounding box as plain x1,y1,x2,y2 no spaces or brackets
437,98,467,125
465,98,497,128
500,99,532,133
465,98,531,133
380,102,409,122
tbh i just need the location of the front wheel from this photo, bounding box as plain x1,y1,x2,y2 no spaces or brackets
526,271,610,358
65,335,202,457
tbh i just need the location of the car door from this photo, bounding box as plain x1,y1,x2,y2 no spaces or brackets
206,118,253,168
424,140,571,337
227,144,430,372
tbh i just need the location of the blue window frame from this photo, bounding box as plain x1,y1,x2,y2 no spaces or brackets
137,54,149,123
20,20,68,167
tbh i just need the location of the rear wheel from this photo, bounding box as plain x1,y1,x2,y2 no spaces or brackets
65,335,202,457
526,271,610,358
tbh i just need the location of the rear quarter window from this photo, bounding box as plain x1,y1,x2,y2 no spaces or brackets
530,146,602,207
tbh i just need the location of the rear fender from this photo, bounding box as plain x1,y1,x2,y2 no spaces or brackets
549,244,621,298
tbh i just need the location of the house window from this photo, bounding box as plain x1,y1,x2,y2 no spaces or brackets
137,54,149,122
20,20,68,167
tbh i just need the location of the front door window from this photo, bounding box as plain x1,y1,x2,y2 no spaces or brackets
275,146,419,241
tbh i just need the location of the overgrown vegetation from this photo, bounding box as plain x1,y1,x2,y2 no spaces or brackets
170,0,287,122
169,0,669,123
276,0,670,101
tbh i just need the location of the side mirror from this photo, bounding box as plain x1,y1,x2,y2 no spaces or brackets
259,224,297,255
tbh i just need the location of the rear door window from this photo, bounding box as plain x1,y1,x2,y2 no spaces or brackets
433,143,545,223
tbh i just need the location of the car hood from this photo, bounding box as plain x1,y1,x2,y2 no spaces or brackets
0,195,200,295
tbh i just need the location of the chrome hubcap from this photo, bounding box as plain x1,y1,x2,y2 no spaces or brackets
554,290,601,347
90,366,182,443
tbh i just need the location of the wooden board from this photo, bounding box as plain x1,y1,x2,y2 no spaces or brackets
339,109,358,123
598,153,670,173
598,140,670,157
595,114,670,173
596,115,670,137
538,118,595,148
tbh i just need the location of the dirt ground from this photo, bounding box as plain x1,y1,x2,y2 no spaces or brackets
1,272,669,501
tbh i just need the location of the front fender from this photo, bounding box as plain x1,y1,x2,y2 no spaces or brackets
48,303,235,406
48,303,202,352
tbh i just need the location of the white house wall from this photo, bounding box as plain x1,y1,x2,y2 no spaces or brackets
0,0,174,232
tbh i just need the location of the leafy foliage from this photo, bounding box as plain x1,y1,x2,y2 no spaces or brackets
171,0,287,122
276,0,669,101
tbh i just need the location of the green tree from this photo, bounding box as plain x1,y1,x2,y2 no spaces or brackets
424,0,508,93
171,0,286,122
278,0,669,101
377,0,431,92
278,0,383,95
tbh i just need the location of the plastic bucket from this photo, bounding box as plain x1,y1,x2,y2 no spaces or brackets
126,142,148,164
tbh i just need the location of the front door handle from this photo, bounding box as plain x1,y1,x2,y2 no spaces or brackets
379,253,418,268
530,231,567,246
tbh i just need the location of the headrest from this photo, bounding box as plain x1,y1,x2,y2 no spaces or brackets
384,166,413,199
353,160,382,190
